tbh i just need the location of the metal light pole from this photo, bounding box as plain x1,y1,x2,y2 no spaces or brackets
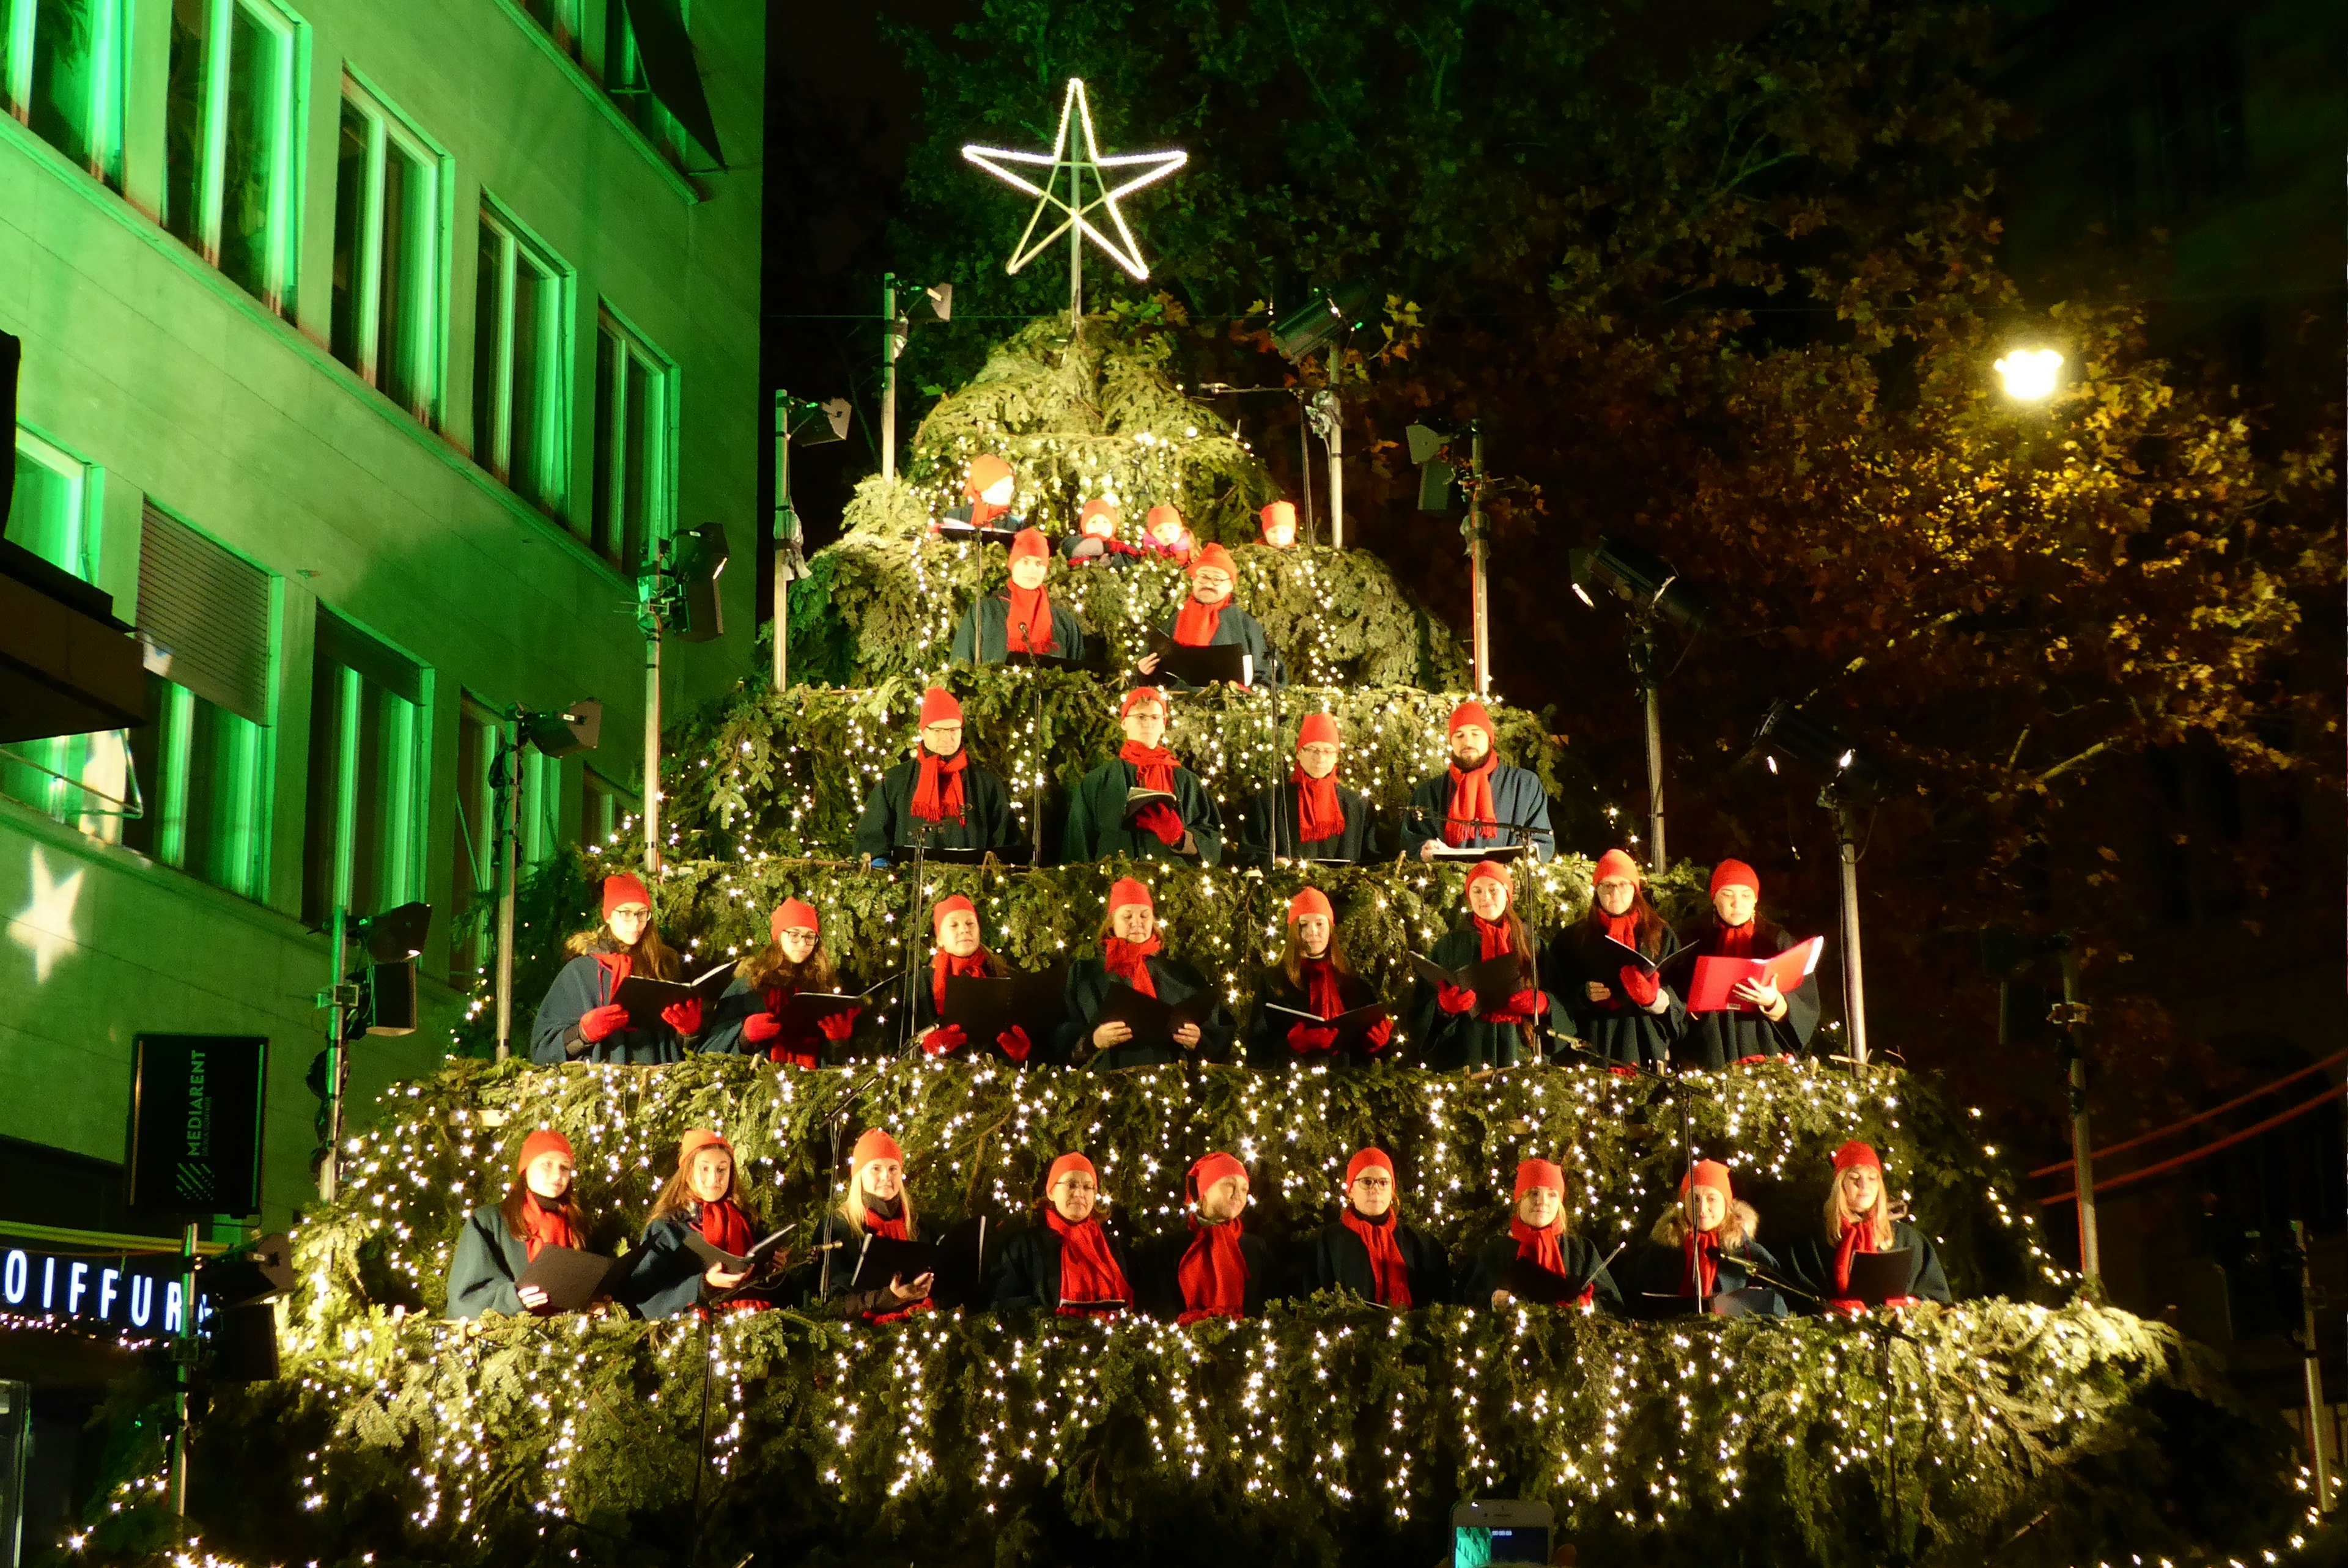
879,274,901,481
2292,1218,2336,1511
1308,388,1343,548
773,391,797,693
1834,801,1868,1066
1629,615,1666,874
641,627,662,875
491,718,522,1061
2054,938,2101,1285
315,904,355,1201
1465,425,1490,697
167,1219,198,1513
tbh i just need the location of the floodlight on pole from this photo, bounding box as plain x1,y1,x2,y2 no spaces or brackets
487,701,599,1062
1567,536,1708,874
773,391,847,693
879,275,953,481
1753,699,1884,1067
315,898,432,1200
637,521,731,877
1994,347,2063,402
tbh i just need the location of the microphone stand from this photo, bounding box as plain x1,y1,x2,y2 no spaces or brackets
1267,684,1287,864
898,813,938,1056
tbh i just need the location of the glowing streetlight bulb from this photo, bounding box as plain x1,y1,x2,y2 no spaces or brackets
1993,347,2063,402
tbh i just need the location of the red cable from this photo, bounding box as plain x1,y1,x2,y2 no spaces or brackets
2027,1048,2348,1179
2038,1082,2346,1205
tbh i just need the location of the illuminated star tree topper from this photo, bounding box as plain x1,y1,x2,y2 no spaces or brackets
962,78,1187,324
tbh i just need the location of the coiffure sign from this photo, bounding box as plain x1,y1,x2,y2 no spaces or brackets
0,1244,208,1333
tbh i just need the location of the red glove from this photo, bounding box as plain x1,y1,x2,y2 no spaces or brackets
1364,1015,1394,1051
921,1023,968,1057
1618,965,1661,1007
741,1011,783,1045
1287,1021,1340,1055
818,1007,860,1042
1436,982,1478,1015
1507,988,1549,1016
997,1025,1033,1064
1132,802,1186,846
660,998,703,1036
579,1004,629,1042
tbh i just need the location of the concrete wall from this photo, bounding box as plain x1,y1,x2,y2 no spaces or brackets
0,0,764,1228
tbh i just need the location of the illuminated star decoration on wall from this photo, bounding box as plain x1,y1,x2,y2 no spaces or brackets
962,78,1187,321
9,847,85,984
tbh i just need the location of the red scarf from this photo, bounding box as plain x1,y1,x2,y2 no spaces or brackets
1119,742,1187,845
520,1193,575,1262
1176,1215,1249,1323
1293,764,1345,842
1474,915,1514,962
1512,1217,1595,1308
1172,594,1225,646
1831,1216,1878,1294
1444,754,1499,847
694,1198,764,1312
1340,1209,1413,1308
1715,919,1757,959
1102,934,1161,1000
861,1204,932,1323
1046,1209,1131,1316
593,951,633,1001
1298,957,1345,1023
1680,1228,1721,1298
910,746,969,823
761,985,820,1069
931,947,992,1011
1006,586,1056,653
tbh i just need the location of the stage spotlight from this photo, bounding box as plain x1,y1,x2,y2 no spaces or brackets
925,282,953,322
521,699,601,758
1994,347,2062,402
673,521,731,644
1753,699,1882,798
1273,278,1379,362
1568,536,1708,633
352,900,432,962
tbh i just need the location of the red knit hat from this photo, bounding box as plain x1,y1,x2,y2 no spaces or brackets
920,686,962,727
1145,502,1186,536
1046,1151,1096,1190
1345,1147,1394,1188
1107,877,1153,915
1260,500,1297,540
1448,700,1495,737
517,1128,574,1174
1680,1160,1734,1201
1121,686,1168,718
1466,860,1512,897
1189,542,1238,579
1079,498,1120,536
1009,526,1050,562
850,1128,904,1170
1288,886,1333,924
1832,1139,1881,1174
602,873,651,918
677,1128,733,1170
1514,1158,1566,1199
1709,859,1760,897
966,454,1014,499
1187,1151,1247,1205
771,899,819,940
1592,848,1642,884
932,893,978,936
1296,712,1340,749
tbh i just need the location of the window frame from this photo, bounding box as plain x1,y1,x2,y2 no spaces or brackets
2,0,130,183
334,71,448,424
178,0,304,314
474,197,573,510
589,304,676,572
305,613,431,924
9,423,98,580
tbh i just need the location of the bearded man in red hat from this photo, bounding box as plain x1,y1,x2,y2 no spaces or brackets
1401,699,1555,862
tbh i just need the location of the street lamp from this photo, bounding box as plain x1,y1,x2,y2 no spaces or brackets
1405,420,1491,696
879,276,951,480
1754,699,1883,1066
1568,536,1708,873
1271,279,1376,550
772,392,849,693
637,522,730,875
1994,347,2063,401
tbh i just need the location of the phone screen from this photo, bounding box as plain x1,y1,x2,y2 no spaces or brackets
1454,1524,1552,1567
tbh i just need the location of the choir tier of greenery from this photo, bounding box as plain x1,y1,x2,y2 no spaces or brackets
102,1055,2310,1568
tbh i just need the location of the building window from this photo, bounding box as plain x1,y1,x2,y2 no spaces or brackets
473,202,570,512
303,611,427,925
589,309,673,573
122,504,273,897
331,78,445,422
0,427,135,837
581,767,628,848
519,0,581,58
163,0,301,313
600,0,686,164
1,0,128,183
